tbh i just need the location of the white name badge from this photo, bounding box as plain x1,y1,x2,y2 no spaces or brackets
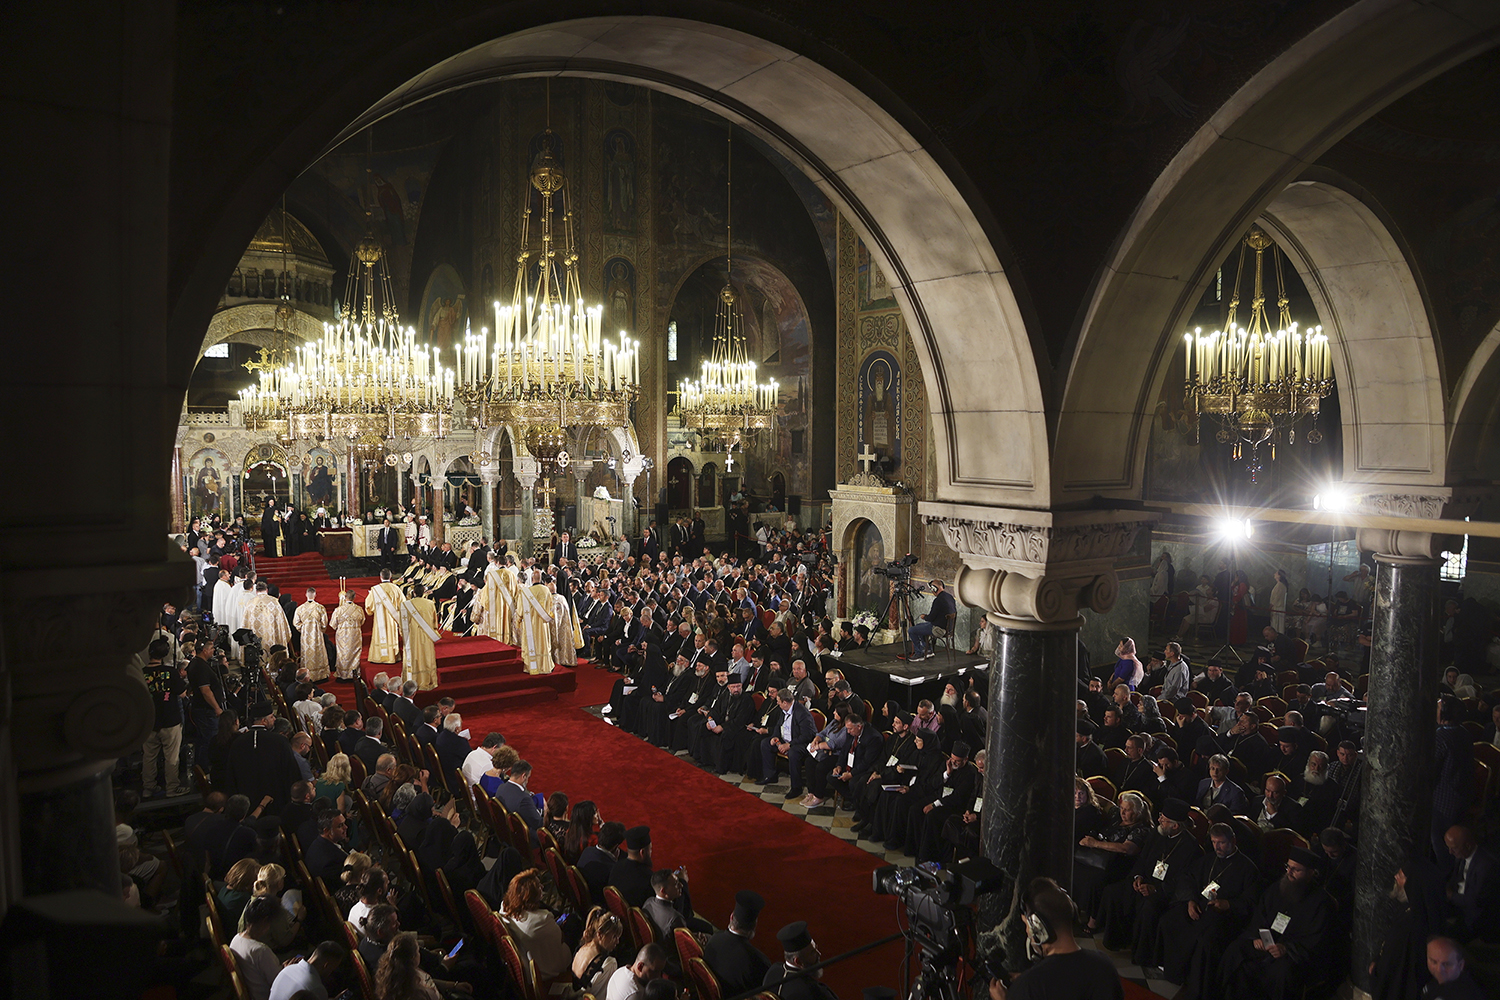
887,755,898,766
973,798,983,812
706,718,716,728
1271,912,1291,934
847,752,856,766
688,693,699,704
908,775,917,786
1202,881,1220,900
1152,861,1169,880
941,786,953,799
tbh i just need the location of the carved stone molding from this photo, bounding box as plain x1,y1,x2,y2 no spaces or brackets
1355,528,1459,564
1352,490,1452,520
920,504,1156,625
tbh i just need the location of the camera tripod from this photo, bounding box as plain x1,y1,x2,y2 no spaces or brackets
881,579,923,659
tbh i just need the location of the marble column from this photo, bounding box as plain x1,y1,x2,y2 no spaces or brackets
430,475,446,545
396,467,405,509
519,483,535,559
480,474,498,543
574,470,589,534
346,450,358,516
981,617,1082,944
923,505,1154,974
1350,526,1446,991
170,447,185,533
621,475,638,541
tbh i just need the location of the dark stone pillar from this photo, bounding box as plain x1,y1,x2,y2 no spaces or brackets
19,764,118,897
1350,550,1441,992
981,615,1081,966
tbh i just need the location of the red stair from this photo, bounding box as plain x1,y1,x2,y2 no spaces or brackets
256,552,575,712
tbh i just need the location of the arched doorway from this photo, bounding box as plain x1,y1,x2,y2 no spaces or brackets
666,457,694,511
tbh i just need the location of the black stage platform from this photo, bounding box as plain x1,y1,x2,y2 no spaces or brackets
831,642,989,711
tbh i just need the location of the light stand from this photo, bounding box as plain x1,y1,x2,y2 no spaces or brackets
1209,516,1256,663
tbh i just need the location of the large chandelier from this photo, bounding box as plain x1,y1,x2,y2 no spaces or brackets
1182,226,1333,478
456,112,638,431
241,137,453,443
677,128,778,435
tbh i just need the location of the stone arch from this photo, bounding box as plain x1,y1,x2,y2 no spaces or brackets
1257,180,1446,488
200,303,323,359
1056,1,1500,502
177,16,1047,509
1449,315,1500,481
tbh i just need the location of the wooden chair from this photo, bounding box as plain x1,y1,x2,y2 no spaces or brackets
1462,721,1485,739
345,946,378,1000
1258,722,1280,745
934,612,957,662
1473,742,1500,804
538,826,563,860
193,764,213,798
1086,775,1116,801
218,944,251,1000
1290,638,1309,663
628,906,657,952
675,926,705,967
542,846,567,892
497,933,538,1000
1257,696,1288,717
507,812,533,861
348,754,368,788
564,865,592,915
433,867,467,930
1277,670,1300,689
1471,759,1492,819
602,885,630,926
205,877,229,949
1281,684,1301,702
686,956,723,1000
1253,706,1274,724
751,692,765,713
1187,806,1210,847
810,708,827,733
1103,747,1127,774
161,829,184,883
403,849,436,912
1187,691,1209,711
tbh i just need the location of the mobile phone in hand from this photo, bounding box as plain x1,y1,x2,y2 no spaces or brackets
446,939,465,959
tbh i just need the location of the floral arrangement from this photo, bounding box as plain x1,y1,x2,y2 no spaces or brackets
851,609,881,634
578,538,602,549
457,515,480,526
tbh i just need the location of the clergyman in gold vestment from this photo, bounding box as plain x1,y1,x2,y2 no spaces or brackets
364,570,404,665
401,583,440,691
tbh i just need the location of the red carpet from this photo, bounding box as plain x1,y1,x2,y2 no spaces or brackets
460,666,907,995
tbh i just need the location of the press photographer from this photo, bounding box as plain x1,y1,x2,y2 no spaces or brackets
903,578,955,663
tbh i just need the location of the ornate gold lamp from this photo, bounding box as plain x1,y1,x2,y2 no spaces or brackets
676,127,778,438
1182,226,1333,478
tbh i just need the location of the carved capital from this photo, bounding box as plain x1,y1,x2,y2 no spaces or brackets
920,504,1156,625
1351,489,1452,520
1355,528,1457,564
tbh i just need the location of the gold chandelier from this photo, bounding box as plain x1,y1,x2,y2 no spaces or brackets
456,97,638,431
1182,226,1333,476
240,236,454,442
676,127,778,435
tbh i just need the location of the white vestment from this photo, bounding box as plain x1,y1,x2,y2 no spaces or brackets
212,579,238,656
329,600,366,679
293,599,330,681
364,581,404,664
515,583,555,675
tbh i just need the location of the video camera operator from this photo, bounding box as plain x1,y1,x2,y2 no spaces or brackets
903,579,954,662
991,878,1123,1000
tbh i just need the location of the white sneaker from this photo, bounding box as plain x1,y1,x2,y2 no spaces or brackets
803,796,825,808
601,704,613,714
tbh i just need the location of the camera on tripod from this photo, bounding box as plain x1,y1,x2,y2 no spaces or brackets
873,553,919,580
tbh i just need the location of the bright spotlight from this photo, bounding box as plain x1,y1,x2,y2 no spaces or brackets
1313,486,1350,513
1217,517,1255,542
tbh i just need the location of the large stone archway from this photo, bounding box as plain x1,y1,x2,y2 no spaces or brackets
176,16,1049,510
1055,0,1500,502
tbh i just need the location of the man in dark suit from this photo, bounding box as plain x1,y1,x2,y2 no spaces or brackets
377,519,401,571
641,523,660,560
705,891,772,995
579,822,625,905
302,810,350,888
1195,753,1250,815
1443,824,1499,940
494,759,542,846
1433,696,1475,862
1254,772,1307,835
390,681,423,732
351,716,387,775
554,531,577,565
608,825,658,908
754,689,817,797
415,704,442,747
690,510,706,557
1076,719,1108,778
435,713,472,793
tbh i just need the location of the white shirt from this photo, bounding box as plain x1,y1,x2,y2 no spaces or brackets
463,746,495,788
230,933,281,1000
780,708,794,741
347,899,372,931
269,960,326,1000
604,965,644,1000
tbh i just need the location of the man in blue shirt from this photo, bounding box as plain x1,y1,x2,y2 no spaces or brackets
906,580,956,661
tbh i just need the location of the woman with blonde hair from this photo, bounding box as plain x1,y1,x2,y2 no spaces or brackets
235,863,303,949
334,850,373,914
316,752,352,811
570,906,623,994
218,857,261,927
499,868,571,981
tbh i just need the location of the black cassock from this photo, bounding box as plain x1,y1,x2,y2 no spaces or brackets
1156,848,1262,999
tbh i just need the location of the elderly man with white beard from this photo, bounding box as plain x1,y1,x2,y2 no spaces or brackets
1216,846,1334,1000
1292,750,1339,834
1093,798,1202,962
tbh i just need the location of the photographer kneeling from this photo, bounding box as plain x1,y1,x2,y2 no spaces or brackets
991,878,1123,1000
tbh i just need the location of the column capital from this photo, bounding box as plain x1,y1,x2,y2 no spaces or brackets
920,503,1156,625
515,455,539,490
1350,487,1453,520
1345,488,1462,562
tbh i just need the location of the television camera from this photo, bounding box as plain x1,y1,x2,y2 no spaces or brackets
873,553,920,580
874,862,997,1000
